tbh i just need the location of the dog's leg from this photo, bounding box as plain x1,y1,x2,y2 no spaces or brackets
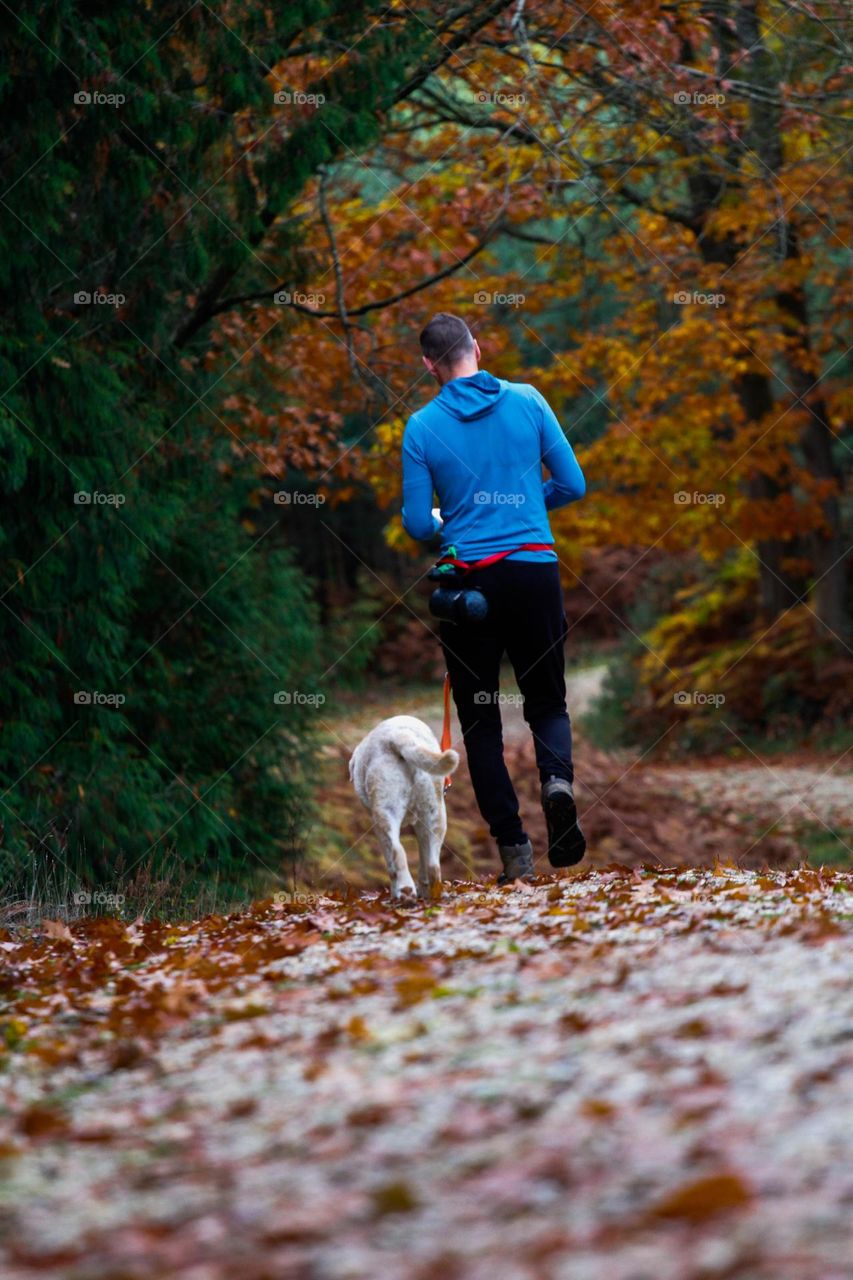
415,803,444,900
376,815,416,901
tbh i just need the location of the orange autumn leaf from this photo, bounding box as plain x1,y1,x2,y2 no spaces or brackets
650,1172,753,1221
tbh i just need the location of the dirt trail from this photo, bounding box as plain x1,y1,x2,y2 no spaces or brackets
2,677,850,1279
507,666,852,834
652,761,853,831
308,666,850,892
0,867,850,1279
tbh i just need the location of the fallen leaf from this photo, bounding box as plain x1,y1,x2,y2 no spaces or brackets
649,1172,752,1221
41,919,73,941
372,1180,419,1215
18,1104,69,1138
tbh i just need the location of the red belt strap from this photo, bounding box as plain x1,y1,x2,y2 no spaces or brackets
436,542,554,573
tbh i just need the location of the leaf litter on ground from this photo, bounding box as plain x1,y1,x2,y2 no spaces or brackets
0,864,851,1279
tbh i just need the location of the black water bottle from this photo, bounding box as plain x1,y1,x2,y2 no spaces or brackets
429,586,489,624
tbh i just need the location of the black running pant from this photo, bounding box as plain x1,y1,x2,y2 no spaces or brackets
438,559,573,847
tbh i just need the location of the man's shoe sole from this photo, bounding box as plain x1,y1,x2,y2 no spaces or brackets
545,789,586,867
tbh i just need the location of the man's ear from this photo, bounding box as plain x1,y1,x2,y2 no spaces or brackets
473,339,482,363
423,355,435,375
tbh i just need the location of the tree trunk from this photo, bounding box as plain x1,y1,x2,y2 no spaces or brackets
735,0,848,642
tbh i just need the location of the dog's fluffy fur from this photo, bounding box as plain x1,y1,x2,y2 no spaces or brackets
349,716,459,899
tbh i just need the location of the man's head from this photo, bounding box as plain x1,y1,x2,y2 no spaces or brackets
420,312,481,385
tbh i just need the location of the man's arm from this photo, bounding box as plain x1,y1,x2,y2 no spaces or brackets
536,391,586,510
401,418,442,540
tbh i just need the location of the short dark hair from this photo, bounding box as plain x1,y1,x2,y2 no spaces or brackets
419,312,474,369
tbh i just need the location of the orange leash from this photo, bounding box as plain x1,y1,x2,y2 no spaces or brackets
441,671,453,792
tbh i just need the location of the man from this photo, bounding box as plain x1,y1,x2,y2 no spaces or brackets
401,311,587,884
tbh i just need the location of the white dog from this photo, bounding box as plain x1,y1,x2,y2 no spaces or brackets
349,716,459,900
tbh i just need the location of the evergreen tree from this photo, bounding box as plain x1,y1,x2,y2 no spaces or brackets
0,0,512,894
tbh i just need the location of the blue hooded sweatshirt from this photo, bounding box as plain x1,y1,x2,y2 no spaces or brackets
401,370,585,563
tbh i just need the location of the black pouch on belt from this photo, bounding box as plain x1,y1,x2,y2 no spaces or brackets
427,562,488,625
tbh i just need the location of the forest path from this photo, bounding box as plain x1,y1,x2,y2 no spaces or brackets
306,664,851,890
0,866,851,1280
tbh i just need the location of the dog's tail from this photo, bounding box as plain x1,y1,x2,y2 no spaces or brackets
397,736,460,778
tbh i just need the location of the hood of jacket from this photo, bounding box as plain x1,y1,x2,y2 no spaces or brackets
434,369,507,421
